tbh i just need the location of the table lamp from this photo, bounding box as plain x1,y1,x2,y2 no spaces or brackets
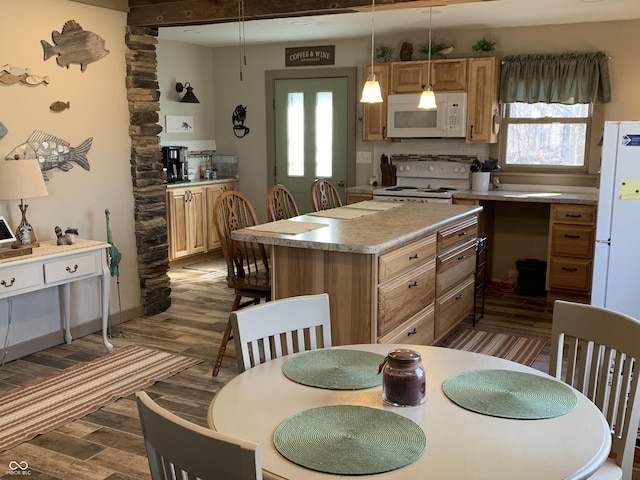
0,158,49,248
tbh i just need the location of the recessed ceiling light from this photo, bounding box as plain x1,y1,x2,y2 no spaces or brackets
291,20,312,26
182,29,200,34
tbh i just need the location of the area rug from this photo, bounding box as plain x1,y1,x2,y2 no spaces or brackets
0,345,201,452
442,327,546,366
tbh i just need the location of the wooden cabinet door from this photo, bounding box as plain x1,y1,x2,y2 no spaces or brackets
189,188,206,255
467,57,500,143
167,188,190,260
391,61,427,93
362,63,391,142
205,182,237,250
346,193,374,204
431,59,468,92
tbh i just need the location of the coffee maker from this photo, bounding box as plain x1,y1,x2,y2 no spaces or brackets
162,146,189,183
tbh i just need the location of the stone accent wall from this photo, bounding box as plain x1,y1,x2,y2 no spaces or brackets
125,26,171,315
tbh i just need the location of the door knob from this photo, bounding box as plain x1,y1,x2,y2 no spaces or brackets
337,180,345,187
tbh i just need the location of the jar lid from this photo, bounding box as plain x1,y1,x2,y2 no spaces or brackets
388,349,421,364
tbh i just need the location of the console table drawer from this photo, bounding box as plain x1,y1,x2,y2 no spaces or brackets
44,254,97,284
0,264,43,295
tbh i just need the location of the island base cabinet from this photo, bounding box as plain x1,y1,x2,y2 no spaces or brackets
435,275,475,341
270,246,375,346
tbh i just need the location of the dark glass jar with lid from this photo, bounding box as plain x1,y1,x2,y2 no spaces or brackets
380,349,426,407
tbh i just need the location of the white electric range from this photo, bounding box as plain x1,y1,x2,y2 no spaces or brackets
373,157,471,204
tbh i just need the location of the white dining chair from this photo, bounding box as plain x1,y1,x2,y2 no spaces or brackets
549,300,640,480
231,293,332,373
136,391,262,480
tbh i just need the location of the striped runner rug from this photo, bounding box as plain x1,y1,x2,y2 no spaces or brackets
442,327,546,366
0,345,200,452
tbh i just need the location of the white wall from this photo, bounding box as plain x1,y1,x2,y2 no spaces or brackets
0,0,138,350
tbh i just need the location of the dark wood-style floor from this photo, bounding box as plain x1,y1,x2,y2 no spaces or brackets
0,256,634,479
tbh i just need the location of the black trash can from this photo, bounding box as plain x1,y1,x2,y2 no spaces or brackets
516,259,547,296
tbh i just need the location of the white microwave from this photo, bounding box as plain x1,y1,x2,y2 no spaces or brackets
387,92,467,138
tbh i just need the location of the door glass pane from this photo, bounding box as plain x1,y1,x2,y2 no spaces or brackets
315,91,333,177
287,92,304,176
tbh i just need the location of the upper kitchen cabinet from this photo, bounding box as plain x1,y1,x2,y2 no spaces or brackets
466,57,500,144
362,63,392,142
390,59,468,93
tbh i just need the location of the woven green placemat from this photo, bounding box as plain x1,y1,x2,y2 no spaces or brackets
442,369,578,419
274,405,426,475
283,349,385,390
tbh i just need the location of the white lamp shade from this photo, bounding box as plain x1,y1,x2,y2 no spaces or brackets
0,159,49,201
418,87,437,110
360,74,383,103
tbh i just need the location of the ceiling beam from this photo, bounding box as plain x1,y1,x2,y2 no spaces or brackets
127,0,492,27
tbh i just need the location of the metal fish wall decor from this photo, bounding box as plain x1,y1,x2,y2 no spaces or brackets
0,65,49,86
5,130,92,180
50,101,70,112
41,20,109,72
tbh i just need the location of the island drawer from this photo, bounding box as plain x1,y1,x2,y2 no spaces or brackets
378,234,436,283
550,224,594,258
378,303,434,345
437,216,478,254
436,239,477,296
551,204,596,225
435,275,474,340
378,259,435,337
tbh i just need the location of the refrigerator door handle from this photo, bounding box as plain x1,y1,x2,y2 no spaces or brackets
595,239,611,246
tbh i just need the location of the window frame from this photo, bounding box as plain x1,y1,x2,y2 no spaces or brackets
498,102,594,174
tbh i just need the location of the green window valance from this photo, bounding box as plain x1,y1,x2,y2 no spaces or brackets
499,51,611,104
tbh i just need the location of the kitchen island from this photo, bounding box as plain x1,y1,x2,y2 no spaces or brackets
231,201,482,346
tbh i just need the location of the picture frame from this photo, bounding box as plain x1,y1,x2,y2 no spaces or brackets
0,216,17,248
165,115,194,133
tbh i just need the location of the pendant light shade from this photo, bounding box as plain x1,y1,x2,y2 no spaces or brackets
361,74,383,103
418,7,437,110
360,0,383,104
419,86,437,109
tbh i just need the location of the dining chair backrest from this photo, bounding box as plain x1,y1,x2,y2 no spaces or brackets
310,179,342,211
231,293,332,372
135,391,262,480
549,300,640,480
213,190,270,289
266,184,300,221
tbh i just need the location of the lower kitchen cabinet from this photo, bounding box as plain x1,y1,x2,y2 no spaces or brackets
547,204,596,293
346,192,373,204
167,181,237,261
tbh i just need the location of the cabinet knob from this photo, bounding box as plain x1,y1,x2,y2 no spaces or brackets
457,231,467,237
1,277,16,288
407,328,418,336
457,254,466,260
408,281,418,288
455,293,464,300
409,254,419,260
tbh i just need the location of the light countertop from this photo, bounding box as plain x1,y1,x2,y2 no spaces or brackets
165,177,238,188
454,189,598,205
231,202,482,254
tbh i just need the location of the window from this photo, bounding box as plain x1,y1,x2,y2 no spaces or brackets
500,102,591,171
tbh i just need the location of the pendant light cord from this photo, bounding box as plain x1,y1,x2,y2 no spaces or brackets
427,7,432,87
238,0,246,81
370,0,375,75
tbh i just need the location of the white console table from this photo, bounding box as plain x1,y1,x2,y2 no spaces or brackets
0,239,113,353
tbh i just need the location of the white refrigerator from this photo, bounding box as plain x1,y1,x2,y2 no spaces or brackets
591,120,640,320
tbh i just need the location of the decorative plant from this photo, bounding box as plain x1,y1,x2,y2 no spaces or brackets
375,44,394,63
418,40,447,58
472,37,497,53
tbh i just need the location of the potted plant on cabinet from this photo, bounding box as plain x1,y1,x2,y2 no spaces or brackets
471,37,496,56
375,44,394,63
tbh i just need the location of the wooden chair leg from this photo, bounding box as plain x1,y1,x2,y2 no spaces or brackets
212,317,234,377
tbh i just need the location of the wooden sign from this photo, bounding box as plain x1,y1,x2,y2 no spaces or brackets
286,46,335,67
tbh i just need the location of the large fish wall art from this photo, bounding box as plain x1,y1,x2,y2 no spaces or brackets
0,65,49,85
5,130,92,180
41,20,109,72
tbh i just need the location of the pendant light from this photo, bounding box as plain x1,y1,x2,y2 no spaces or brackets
418,7,437,110
360,0,383,103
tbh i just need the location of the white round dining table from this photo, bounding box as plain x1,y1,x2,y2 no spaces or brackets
207,344,611,480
